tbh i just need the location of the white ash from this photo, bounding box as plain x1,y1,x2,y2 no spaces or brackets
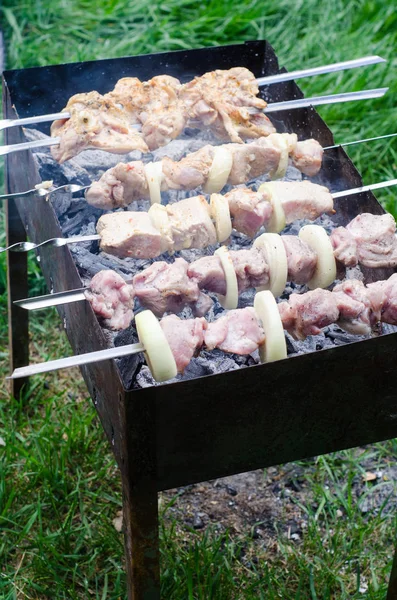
25,126,395,390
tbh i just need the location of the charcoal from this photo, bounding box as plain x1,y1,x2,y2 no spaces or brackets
26,124,392,392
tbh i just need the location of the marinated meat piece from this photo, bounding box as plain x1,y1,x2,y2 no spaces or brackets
282,235,317,285
84,270,135,330
230,247,269,291
161,314,207,372
368,273,397,325
209,102,275,142
330,227,358,267
346,213,397,268
268,180,333,223
188,255,225,295
225,187,272,237
50,91,148,163
204,307,265,354
162,145,214,190
228,139,281,185
97,212,162,258
86,161,149,209
332,279,374,335
290,139,323,177
133,258,200,316
166,196,217,251
279,288,339,340
191,292,214,317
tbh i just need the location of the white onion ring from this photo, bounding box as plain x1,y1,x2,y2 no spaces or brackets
253,232,288,297
258,183,286,233
215,245,238,309
299,224,336,289
203,147,233,194
144,161,163,205
210,193,232,242
135,310,177,382
148,203,173,253
268,134,289,180
254,290,287,363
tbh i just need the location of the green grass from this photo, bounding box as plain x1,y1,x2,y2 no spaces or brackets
1,0,397,597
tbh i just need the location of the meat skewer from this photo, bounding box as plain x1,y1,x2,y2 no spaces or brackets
14,211,397,333
2,131,396,203
0,55,385,134
0,87,388,160
3,177,396,255
8,272,397,383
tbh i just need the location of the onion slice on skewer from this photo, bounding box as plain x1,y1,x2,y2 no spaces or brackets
203,147,233,194
214,245,239,309
210,193,232,242
268,134,289,180
148,203,173,252
144,161,163,205
253,233,288,297
135,310,177,382
254,290,287,363
299,224,336,289
258,183,286,233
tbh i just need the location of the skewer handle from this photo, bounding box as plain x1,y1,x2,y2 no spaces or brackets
0,136,61,157
264,87,388,113
0,112,70,132
257,55,385,86
7,343,145,379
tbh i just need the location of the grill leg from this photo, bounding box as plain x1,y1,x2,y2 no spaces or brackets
387,542,397,599
122,474,160,600
6,198,29,400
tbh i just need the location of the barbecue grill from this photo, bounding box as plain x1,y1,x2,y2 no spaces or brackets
3,40,397,599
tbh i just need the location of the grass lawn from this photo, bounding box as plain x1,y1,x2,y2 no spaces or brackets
1,0,397,597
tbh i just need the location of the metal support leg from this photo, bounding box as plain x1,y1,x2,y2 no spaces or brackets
6,198,29,399
386,541,397,599
122,474,160,600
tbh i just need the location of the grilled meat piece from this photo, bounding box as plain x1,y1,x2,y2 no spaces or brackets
162,145,214,190
227,139,281,184
86,161,149,209
290,139,324,177
97,212,162,258
330,227,358,267
225,187,272,237
204,307,265,354
166,196,217,251
271,180,333,223
160,314,207,372
50,92,149,163
278,288,340,340
282,236,317,285
84,270,135,330
133,258,200,316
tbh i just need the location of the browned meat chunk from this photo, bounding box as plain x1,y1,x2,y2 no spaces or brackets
278,288,339,340
330,227,358,267
86,161,149,209
290,139,323,177
346,213,397,268
225,187,272,237
97,212,162,258
188,247,269,296
282,235,317,285
133,258,200,316
269,180,333,223
332,279,374,335
205,307,265,354
162,145,214,190
160,314,207,372
166,196,217,251
84,270,135,330
50,91,148,163
228,139,281,184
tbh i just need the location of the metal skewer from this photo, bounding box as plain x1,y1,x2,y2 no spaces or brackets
8,343,145,379
0,55,386,135
0,87,389,158
9,176,397,311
